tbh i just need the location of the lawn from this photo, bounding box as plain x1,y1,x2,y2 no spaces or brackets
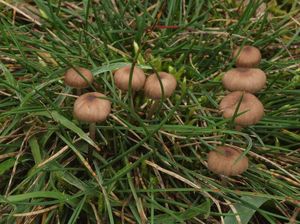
0,0,300,223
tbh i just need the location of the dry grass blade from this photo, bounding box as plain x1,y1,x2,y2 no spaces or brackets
0,0,42,25
13,205,59,217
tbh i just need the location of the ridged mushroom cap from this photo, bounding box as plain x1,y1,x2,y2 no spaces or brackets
114,65,146,91
233,45,261,68
220,91,264,127
73,92,111,123
64,67,94,88
208,146,249,176
144,72,177,99
222,68,266,93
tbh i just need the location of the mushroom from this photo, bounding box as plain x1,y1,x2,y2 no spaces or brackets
114,65,146,92
64,67,94,95
222,68,266,93
207,146,249,176
73,92,111,148
220,91,264,128
233,45,261,68
144,72,177,118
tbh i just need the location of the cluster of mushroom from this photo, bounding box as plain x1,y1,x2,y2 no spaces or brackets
207,46,266,177
64,65,177,144
113,65,177,117
220,45,266,129
64,67,111,143
63,47,266,177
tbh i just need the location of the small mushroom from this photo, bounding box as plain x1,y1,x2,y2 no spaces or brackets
64,67,94,95
144,72,177,99
233,45,261,68
220,91,264,127
207,146,249,176
114,65,146,92
144,72,177,118
73,92,111,144
222,68,266,93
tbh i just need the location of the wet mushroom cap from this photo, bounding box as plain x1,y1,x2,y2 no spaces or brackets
114,65,146,91
207,146,249,176
233,45,261,68
73,92,111,123
64,67,94,88
222,68,266,93
144,72,177,99
220,91,264,126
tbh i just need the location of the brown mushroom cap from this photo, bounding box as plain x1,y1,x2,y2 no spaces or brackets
233,45,261,68
220,91,264,127
144,72,177,99
114,65,146,91
222,68,266,93
207,146,249,176
64,67,94,88
73,92,111,123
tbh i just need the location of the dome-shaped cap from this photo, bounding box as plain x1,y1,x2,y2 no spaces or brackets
64,67,94,88
222,68,266,93
233,45,261,68
220,91,264,127
208,146,248,176
144,72,177,99
73,92,111,123
114,65,146,91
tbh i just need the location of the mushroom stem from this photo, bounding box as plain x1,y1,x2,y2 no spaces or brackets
235,125,243,131
130,91,137,111
220,176,228,186
147,100,161,119
76,88,82,95
88,122,96,162
89,122,96,141
131,91,136,100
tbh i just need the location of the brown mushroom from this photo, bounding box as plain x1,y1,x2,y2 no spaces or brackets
220,91,264,127
74,92,111,161
144,72,177,99
64,67,94,95
114,65,146,92
144,72,177,118
233,45,261,68
222,68,266,93
74,92,111,141
207,146,249,176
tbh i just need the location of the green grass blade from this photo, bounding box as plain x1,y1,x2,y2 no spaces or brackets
28,136,42,164
224,196,269,224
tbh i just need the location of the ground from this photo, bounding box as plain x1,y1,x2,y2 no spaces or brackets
0,1,299,224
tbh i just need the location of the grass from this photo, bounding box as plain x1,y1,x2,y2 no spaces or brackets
0,0,300,223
